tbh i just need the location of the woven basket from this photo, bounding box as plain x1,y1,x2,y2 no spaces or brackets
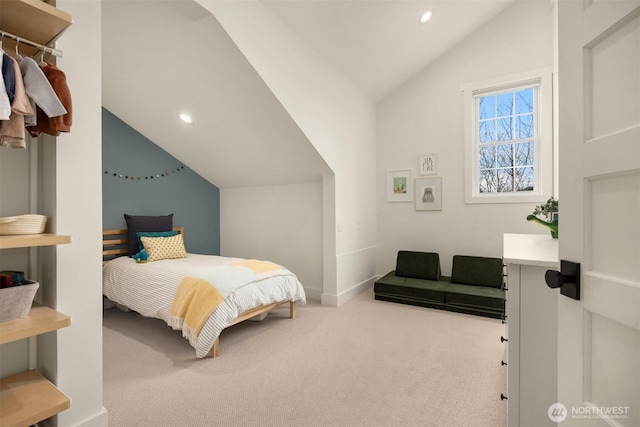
0,281,39,322
0,214,47,235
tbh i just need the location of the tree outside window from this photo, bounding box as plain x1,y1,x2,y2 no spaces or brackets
461,69,552,204
476,86,536,194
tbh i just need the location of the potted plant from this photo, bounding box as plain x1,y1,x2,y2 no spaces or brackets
527,197,558,238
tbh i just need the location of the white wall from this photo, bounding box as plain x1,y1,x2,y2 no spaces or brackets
377,1,554,276
221,182,324,300
199,0,378,305
51,1,107,425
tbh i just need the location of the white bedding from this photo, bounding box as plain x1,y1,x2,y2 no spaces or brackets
103,254,306,358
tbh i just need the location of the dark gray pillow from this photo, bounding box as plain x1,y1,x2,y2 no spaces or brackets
124,214,174,256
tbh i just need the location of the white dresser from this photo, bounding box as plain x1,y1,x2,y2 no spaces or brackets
503,233,559,427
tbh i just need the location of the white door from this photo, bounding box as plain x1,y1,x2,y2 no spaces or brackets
556,0,639,426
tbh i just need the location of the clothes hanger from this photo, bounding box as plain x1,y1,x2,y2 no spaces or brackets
14,37,24,61
38,48,47,66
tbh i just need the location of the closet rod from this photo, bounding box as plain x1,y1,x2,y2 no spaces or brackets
0,30,63,58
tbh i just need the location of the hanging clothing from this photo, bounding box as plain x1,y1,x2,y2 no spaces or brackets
2,53,15,105
0,56,34,149
26,62,72,137
19,57,66,119
0,54,11,120
7,56,31,116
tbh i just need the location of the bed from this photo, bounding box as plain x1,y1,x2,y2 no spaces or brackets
102,227,306,358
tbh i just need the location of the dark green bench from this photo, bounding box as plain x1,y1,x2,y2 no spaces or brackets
374,251,505,319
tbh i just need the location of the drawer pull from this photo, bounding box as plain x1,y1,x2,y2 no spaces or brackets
501,360,507,366
501,393,508,400
501,336,508,343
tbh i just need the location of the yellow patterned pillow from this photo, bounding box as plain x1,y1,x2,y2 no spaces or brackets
140,234,187,261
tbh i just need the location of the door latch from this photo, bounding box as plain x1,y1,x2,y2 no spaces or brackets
545,260,580,300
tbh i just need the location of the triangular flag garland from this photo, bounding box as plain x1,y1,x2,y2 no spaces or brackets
104,166,186,181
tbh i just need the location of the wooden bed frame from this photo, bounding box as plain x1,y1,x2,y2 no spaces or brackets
102,228,296,358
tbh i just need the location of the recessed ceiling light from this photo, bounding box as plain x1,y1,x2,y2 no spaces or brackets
419,11,433,24
179,113,193,124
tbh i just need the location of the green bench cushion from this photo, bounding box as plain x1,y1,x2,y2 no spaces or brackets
451,255,503,289
374,271,448,303
374,252,506,320
374,294,445,310
444,282,505,312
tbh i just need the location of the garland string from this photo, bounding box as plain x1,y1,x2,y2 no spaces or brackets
104,165,185,181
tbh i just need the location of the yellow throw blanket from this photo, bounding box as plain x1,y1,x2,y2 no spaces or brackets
169,277,225,342
168,259,285,344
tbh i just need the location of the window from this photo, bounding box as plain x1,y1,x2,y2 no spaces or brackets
462,69,552,204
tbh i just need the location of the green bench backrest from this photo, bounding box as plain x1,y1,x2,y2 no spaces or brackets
395,251,441,281
451,255,503,289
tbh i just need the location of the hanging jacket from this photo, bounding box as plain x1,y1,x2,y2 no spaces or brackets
19,57,66,120
26,62,72,137
0,54,11,120
2,53,15,105
1,56,35,148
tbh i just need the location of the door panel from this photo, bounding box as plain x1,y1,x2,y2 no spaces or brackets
557,0,639,426
588,313,640,423
588,14,639,138
588,173,639,282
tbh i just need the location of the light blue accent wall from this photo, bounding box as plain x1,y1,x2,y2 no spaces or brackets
102,108,220,255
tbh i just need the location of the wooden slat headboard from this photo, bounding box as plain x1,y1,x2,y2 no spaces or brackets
102,227,184,264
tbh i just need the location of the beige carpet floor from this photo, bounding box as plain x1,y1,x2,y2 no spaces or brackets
103,287,507,427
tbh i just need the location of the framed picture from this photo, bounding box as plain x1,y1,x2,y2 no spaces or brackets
418,153,438,175
387,169,413,202
415,177,442,211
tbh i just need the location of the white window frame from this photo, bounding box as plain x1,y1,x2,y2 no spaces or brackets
462,68,553,204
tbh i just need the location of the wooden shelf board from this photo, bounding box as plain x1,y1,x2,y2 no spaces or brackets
0,370,70,427
0,0,73,57
0,233,72,249
0,303,71,345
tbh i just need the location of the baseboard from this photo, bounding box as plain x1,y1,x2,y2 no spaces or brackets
72,406,109,427
320,292,338,307
321,275,378,307
303,287,322,302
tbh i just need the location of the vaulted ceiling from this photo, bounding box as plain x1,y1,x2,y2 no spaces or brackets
261,0,517,101
102,0,516,189
102,0,331,189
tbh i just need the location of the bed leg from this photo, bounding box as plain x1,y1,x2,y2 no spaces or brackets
290,301,296,319
211,338,219,358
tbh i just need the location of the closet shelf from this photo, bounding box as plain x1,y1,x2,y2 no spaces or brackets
0,0,73,57
0,303,71,345
0,370,70,427
0,233,72,249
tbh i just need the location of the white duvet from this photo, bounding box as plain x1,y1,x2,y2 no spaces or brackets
103,254,306,358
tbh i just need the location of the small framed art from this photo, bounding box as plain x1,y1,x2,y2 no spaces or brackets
415,177,442,211
418,153,438,175
387,169,413,202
